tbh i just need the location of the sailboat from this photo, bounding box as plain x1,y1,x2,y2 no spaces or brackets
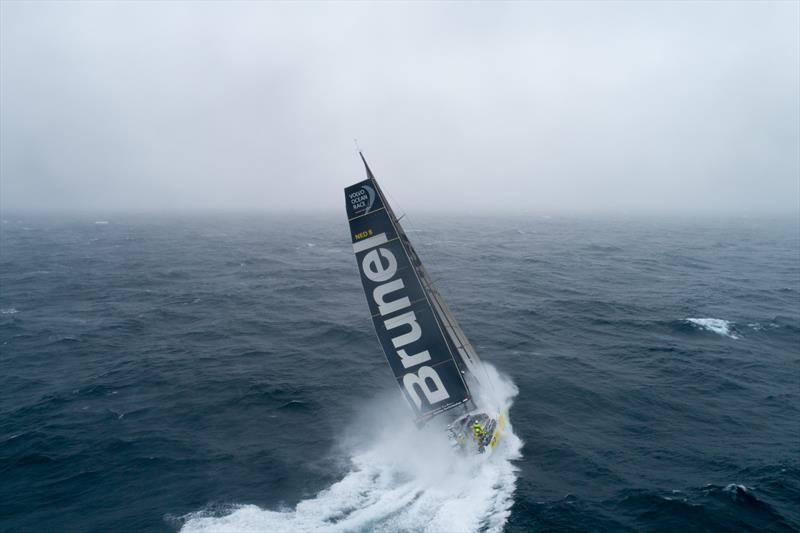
344,153,506,454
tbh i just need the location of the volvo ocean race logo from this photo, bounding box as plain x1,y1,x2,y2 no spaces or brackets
353,232,450,410
348,184,376,216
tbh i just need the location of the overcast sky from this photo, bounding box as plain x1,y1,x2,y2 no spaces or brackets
1,1,798,215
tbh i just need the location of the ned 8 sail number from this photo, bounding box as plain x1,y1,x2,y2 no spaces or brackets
354,229,374,241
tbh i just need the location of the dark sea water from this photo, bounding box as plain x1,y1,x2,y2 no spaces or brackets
1,212,798,533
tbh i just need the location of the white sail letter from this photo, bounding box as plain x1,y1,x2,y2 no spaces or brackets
373,279,410,316
384,311,421,348
362,247,397,282
352,232,388,254
397,348,431,369
403,366,449,408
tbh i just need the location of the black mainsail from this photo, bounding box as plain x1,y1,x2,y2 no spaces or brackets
345,154,484,423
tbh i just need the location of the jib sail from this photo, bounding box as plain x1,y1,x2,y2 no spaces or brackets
345,154,471,421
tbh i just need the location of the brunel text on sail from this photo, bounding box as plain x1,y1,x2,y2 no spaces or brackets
357,232,451,409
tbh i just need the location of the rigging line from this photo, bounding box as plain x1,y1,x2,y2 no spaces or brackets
381,178,475,362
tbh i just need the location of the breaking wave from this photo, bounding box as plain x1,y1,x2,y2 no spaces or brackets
179,364,522,533
685,318,739,339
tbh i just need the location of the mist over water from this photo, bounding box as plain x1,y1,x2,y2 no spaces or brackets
2,1,798,215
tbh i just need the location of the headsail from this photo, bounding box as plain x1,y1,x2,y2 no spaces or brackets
345,154,472,422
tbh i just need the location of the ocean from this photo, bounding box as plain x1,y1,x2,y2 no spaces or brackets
1,212,798,532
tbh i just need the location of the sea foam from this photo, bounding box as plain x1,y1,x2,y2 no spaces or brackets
686,318,739,339
179,363,522,533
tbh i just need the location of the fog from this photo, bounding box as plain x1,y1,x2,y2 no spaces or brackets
1,1,798,215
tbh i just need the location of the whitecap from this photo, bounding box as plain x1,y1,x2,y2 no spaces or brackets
0,308,18,315
94,220,109,225
722,483,751,501
724,483,748,493
686,318,739,339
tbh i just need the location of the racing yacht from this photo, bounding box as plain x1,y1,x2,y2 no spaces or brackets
344,153,505,454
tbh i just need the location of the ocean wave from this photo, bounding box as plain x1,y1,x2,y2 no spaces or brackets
614,482,795,530
179,364,522,533
1,307,18,315
685,318,739,339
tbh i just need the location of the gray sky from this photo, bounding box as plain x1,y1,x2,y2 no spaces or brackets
1,1,798,215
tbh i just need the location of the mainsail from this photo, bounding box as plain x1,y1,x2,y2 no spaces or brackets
345,154,484,423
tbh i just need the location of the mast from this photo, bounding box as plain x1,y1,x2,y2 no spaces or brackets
359,151,376,181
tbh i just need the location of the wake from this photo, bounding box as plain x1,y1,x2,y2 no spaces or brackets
179,364,522,533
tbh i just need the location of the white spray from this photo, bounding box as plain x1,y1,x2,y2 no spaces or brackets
180,363,522,533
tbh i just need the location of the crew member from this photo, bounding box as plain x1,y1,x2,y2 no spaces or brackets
472,421,484,441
